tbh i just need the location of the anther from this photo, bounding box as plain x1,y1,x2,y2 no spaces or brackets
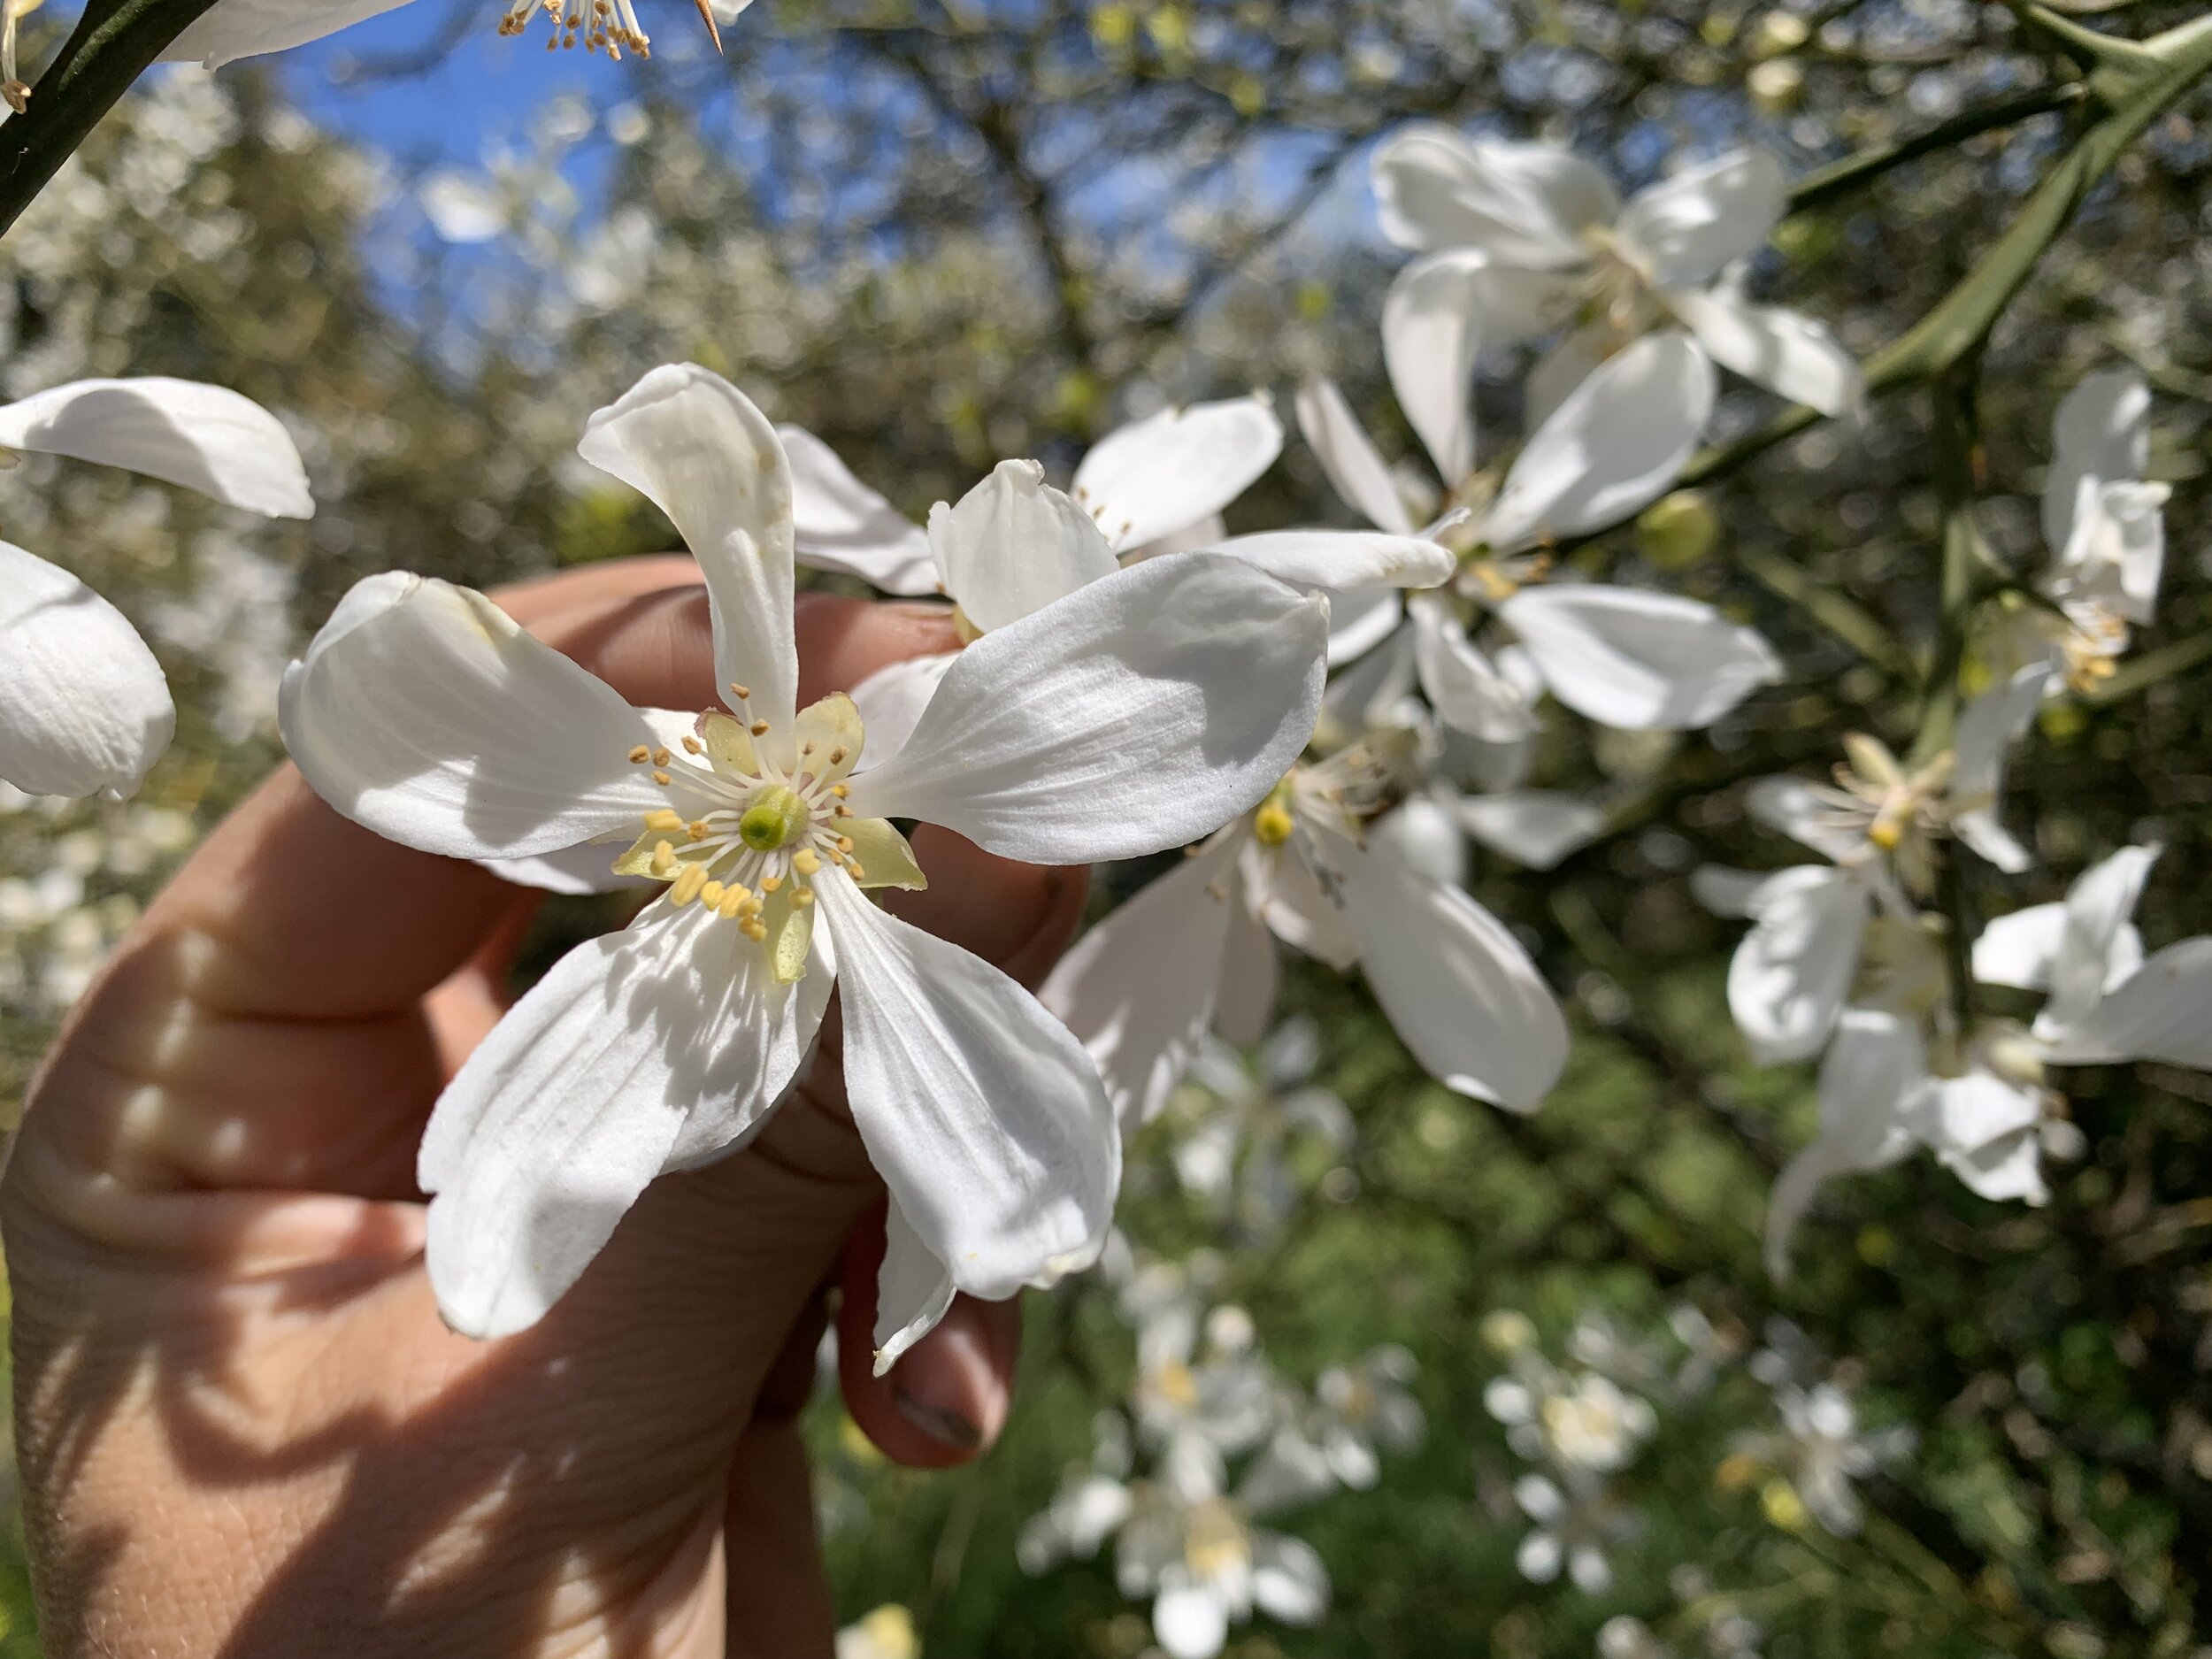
792,887,817,908
749,719,770,737
682,736,703,756
670,864,709,906
651,747,671,766
652,769,672,786
792,849,821,876
830,784,849,799
687,819,710,841
628,745,651,764
833,803,853,818
717,886,749,919
700,880,726,910
828,746,848,764
650,841,676,877
644,809,685,833
760,873,783,893
837,836,855,855
731,683,750,700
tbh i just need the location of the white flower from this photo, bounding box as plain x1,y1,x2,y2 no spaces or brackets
1127,1290,1279,1481
1736,1379,1913,1536
1487,1354,1656,1476
1302,1344,1425,1490
1371,130,1863,426
1762,1009,1931,1275
1114,1463,1331,1659
278,363,1328,1353
162,0,749,68
0,378,313,800
1166,1023,1355,1242
1513,1470,1636,1593
1042,735,1566,1130
2034,369,2167,687
1298,356,1779,738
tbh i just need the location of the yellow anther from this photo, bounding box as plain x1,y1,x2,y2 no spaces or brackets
828,745,848,765
759,873,783,893
837,836,855,855
651,769,672,786
792,849,822,876
792,887,816,908
801,740,817,756
731,683,750,700
848,862,866,881
700,880,726,910
1868,814,1905,852
718,884,751,918
669,864,709,906
627,744,651,764
830,784,849,798
644,809,685,833
687,819,711,841
651,747,671,766
749,719,770,736
1254,800,1294,846
833,803,853,818
681,735,703,755
742,918,767,941
650,840,676,877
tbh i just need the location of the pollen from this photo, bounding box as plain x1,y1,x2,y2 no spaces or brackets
681,735,703,756
700,880,726,910
669,864,710,907
649,840,676,877
792,849,822,877
759,873,783,894
650,747,671,766
643,809,685,833
1254,800,1295,846
627,745,651,764
730,683,750,700
687,819,711,841
651,769,672,786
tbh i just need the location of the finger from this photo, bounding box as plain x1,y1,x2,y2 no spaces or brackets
722,1293,837,1659
836,1205,1022,1468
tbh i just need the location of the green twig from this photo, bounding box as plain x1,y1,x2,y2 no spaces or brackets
2085,628,2212,703
0,0,224,240
1786,81,2088,215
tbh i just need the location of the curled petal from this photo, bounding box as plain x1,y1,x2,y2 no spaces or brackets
1616,150,1786,288
0,377,311,518
1766,1010,1924,1277
421,906,818,1338
1501,584,1780,732
2039,844,2160,1040
820,874,1119,1300
780,424,938,595
2040,937,2212,1070
929,459,1118,632
1371,126,1618,263
873,1201,957,1375
1202,529,1452,591
164,0,412,64
847,649,956,768
846,553,1326,865
0,540,173,799
280,572,677,861
579,365,799,733
1071,395,1283,554
1483,332,1717,552
1409,595,1539,742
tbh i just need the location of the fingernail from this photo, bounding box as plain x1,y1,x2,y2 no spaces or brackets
890,1324,1007,1453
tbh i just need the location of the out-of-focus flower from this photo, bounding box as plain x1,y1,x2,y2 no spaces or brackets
836,1605,918,1659
1370,130,1863,427
1488,1356,1657,1475
1514,1469,1638,1592
0,378,311,798
1164,1023,1355,1242
280,363,1327,1350
1112,1462,1331,1659
1734,1373,1912,1537
1302,1345,1425,1488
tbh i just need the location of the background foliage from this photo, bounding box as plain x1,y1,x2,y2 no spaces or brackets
4,2,2212,1655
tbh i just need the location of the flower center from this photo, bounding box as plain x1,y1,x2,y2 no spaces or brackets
739,785,810,851
497,0,651,56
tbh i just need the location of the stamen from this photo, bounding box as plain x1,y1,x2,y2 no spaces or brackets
682,736,703,756
731,684,750,700
687,819,711,841
760,873,783,893
749,719,770,737
652,769,672,786
651,747,671,766
628,745,652,764
669,864,709,906
830,784,849,799
792,849,822,876
649,841,676,877
643,809,685,833
700,880,726,910
792,887,816,908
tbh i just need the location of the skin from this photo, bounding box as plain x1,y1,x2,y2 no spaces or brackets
0,559,1089,1657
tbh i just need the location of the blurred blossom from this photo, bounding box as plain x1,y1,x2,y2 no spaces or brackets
1514,1469,1637,1593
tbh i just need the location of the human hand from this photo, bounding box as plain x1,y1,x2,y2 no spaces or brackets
1,558,1088,1658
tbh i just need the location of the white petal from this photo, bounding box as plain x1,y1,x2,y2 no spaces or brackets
1924,1069,2043,1154
1325,587,1407,666
419,173,505,243
1767,1010,1926,1279
820,876,1120,1299
1663,290,1863,417
872,1199,958,1375
2040,844,2161,1038
1371,126,1619,264
1250,1533,1330,1624
1201,529,1452,592
420,906,811,1337
578,365,799,733
478,839,651,895
1039,838,1242,1132
1517,1531,1563,1584
279,573,675,861
1514,1473,1564,1521
1942,1124,2047,1205
1501,584,1780,732
929,459,1119,631
1616,150,1786,288
1383,251,1575,483
1951,662,2052,873
1293,378,1415,535
779,425,938,595
0,540,173,798
1450,790,1606,870
1329,829,1565,1110
2039,937,2212,1069
1745,776,1863,864
1971,902,2067,994
1248,840,1362,971
2043,368,2150,557
2065,479,2169,626
1372,793,1467,888
1409,595,1539,742
846,650,956,768
1692,864,1779,919
1726,864,1873,1063
0,378,311,518
1215,893,1279,1048
1154,1581,1230,1659
1482,332,1717,551
163,0,412,64
846,554,1326,864
1072,396,1283,554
